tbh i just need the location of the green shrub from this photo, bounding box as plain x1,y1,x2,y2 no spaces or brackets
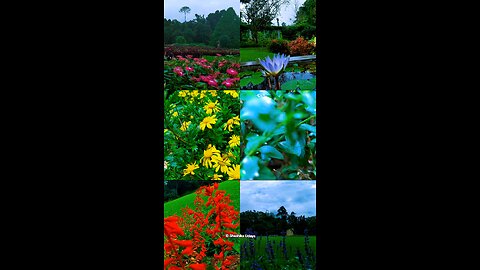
240,40,258,48
175,36,187,44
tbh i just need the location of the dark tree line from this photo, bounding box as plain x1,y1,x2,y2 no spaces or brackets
164,7,240,48
240,206,316,236
164,180,214,202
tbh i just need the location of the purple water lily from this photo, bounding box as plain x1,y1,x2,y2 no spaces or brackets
258,53,290,77
258,53,290,89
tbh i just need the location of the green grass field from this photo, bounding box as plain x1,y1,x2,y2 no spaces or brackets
240,47,275,62
240,235,316,268
164,180,240,217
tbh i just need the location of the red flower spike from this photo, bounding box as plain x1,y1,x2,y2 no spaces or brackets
164,258,174,270
189,264,207,270
181,246,193,255
173,240,192,247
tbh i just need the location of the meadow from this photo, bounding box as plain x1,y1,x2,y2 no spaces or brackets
240,235,316,269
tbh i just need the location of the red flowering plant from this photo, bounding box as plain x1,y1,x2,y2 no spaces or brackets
164,182,240,270
164,55,240,91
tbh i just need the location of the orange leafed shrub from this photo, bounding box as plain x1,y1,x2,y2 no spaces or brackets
288,37,315,56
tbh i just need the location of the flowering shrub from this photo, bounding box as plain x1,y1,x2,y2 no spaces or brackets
287,37,315,56
165,55,241,90
164,46,240,59
164,182,240,270
268,39,290,55
240,90,316,180
164,90,240,180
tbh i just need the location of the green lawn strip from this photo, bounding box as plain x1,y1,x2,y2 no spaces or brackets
240,235,316,264
240,47,275,62
164,180,240,218
203,55,240,62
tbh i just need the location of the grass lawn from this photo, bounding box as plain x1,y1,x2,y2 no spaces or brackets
164,180,240,217
240,47,274,62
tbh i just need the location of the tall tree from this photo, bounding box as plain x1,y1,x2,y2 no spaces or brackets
179,6,191,22
296,0,316,25
209,7,240,48
241,0,289,44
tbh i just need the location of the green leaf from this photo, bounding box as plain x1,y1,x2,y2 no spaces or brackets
240,95,279,132
271,125,286,137
299,124,316,135
245,134,266,156
241,156,260,180
300,90,316,114
279,140,302,157
255,166,277,180
258,145,284,160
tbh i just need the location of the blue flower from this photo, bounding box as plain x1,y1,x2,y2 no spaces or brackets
258,53,290,77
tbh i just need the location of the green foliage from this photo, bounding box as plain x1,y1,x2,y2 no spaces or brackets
175,35,187,44
240,90,316,180
209,7,240,48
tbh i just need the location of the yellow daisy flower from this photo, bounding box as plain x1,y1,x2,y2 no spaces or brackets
178,90,188,97
224,90,239,98
180,121,191,132
227,164,240,180
232,115,240,125
199,115,217,131
183,161,199,176
224,118,235,132
200,144,221,168
203,100,220,115
209,90,217,97
200,90,208,99
228,135,240,148
172,111,178,117
211,174,223,180
190,90,199,98
211,155,231,174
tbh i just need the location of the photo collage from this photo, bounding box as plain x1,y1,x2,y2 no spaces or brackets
163,0,317,269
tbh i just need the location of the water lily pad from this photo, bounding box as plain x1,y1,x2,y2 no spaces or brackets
281,79,316,90
240,72,265,88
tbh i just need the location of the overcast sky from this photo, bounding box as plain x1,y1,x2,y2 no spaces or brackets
240,180,316,217
164,0,241,22
164,0,306,25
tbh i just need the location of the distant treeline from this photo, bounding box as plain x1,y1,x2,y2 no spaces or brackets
164,7,240,49
164,180,214,202
241,206,317,236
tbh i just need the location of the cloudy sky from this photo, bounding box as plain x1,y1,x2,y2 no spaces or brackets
164,0,306,25
240,180,316,217
164,0,241,22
